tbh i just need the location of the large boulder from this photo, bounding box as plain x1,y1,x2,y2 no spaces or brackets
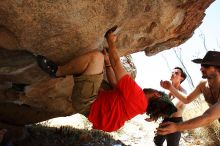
0,0,214,126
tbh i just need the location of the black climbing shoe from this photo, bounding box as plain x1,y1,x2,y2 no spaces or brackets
104,25,118,38
36,55,58,77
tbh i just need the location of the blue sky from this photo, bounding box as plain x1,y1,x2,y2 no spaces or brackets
132,1,220,92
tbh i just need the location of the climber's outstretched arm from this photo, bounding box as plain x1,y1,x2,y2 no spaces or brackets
105,32,128,82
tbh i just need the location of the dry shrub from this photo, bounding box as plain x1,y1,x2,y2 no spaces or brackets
14,124,127,146
183,96,220,146
199,121,220,146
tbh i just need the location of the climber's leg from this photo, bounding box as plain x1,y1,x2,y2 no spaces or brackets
56,50,104,76
37,50,104,77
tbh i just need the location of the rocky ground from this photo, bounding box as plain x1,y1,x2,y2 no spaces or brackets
11,114,206,146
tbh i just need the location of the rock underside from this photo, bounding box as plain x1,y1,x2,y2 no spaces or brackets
0,0,214,126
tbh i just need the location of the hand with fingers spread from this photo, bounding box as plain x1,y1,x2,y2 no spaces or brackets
156,121,179,135
106,31,117,45
160,80,172,90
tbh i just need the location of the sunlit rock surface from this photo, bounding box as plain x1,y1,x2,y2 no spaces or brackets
0,0,213,126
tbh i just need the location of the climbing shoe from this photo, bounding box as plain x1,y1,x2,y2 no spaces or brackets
36,55,58,77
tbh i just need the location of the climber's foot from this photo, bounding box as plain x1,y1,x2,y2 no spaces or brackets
36,55,58,77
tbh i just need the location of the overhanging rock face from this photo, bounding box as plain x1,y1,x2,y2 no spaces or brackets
0,0,214,126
